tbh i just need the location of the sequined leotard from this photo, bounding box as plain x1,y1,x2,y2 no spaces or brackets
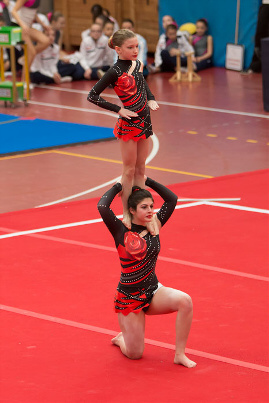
87,59,155,141
97,177,178,315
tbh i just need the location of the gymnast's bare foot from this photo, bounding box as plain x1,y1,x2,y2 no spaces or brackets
174,353,197,368
111,332,123,347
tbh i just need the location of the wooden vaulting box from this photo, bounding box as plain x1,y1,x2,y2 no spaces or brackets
53,0,159,53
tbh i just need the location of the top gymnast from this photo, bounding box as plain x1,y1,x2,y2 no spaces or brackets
87,29,159,230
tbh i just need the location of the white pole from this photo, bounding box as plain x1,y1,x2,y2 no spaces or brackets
235,0,240,44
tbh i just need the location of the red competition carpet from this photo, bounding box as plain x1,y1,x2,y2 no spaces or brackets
0,170,268,403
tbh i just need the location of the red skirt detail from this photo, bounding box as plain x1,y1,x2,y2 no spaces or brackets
114,283,158,315
113,113,153,142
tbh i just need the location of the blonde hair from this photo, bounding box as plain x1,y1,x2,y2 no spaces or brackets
108,29,136,49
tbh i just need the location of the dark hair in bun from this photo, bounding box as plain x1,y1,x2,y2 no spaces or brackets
128,187,154,211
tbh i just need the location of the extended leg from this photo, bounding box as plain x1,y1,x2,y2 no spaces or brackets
119,139,138,228
134,137,150,188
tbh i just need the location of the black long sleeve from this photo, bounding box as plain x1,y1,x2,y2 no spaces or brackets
87,59,156,115
87,68,121,113
97,183,123,239
145,177,178,226
144,79,155,101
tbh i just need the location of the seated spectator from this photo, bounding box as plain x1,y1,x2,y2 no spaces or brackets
121,18,148,77
32,12,50,32
82,4,119,39
46,11,85,81
49,11,66,53
190,18,213,71
156,24,194,72
149,15,178,73
102,7,119,32
81,13,109,40
102,19,116,67
78,23,111,80
30,28,72,84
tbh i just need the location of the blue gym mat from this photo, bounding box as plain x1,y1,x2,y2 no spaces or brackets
0,113,114,154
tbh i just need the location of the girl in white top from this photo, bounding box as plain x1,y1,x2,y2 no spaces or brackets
11,0,50,69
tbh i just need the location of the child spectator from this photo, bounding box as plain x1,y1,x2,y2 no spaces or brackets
149,15,189,73
79,22,111,80
30,28,72,84
49,11,84,81
121,18,148,77
151,15,175,72
49,11,65,52
32,12,50,32
102,19,116,67
190,18,213,71
81,14,109,40
157,24,194,72
102,7,119,32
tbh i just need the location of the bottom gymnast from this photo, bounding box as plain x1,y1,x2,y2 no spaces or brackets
97,176,197,368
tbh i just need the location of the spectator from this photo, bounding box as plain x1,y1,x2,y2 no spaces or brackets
82,4,119,39
49,11,66,53
30,28,72,84
149,15,178,73
32,12,50,32
102,19,116,67
121,18,148,77
79,23,111,80
102,7,119,32
190,18,213,71
49,11,83,81
81,13,109,40
91,3,103,21
155,24,194,73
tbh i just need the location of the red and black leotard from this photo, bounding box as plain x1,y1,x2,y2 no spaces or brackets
87,59,155,141
97,178,178,315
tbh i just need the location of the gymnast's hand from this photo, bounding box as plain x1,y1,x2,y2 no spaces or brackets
119,108,138,120
148,100,159,111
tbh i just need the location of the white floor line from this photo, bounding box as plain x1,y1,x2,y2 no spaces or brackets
203,201,269,214
1,303,268,372
1,226,268,282
36,132,159,207
178,198,241,202
34,85,269,119
28,100,118,118
0,199,268,241
0,201,202,240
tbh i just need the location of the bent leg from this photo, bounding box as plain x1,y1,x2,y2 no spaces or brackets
112,311,145,359
29,28,50,55
146,286,196,367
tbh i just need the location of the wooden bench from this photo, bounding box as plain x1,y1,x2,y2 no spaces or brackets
169,51,201,83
